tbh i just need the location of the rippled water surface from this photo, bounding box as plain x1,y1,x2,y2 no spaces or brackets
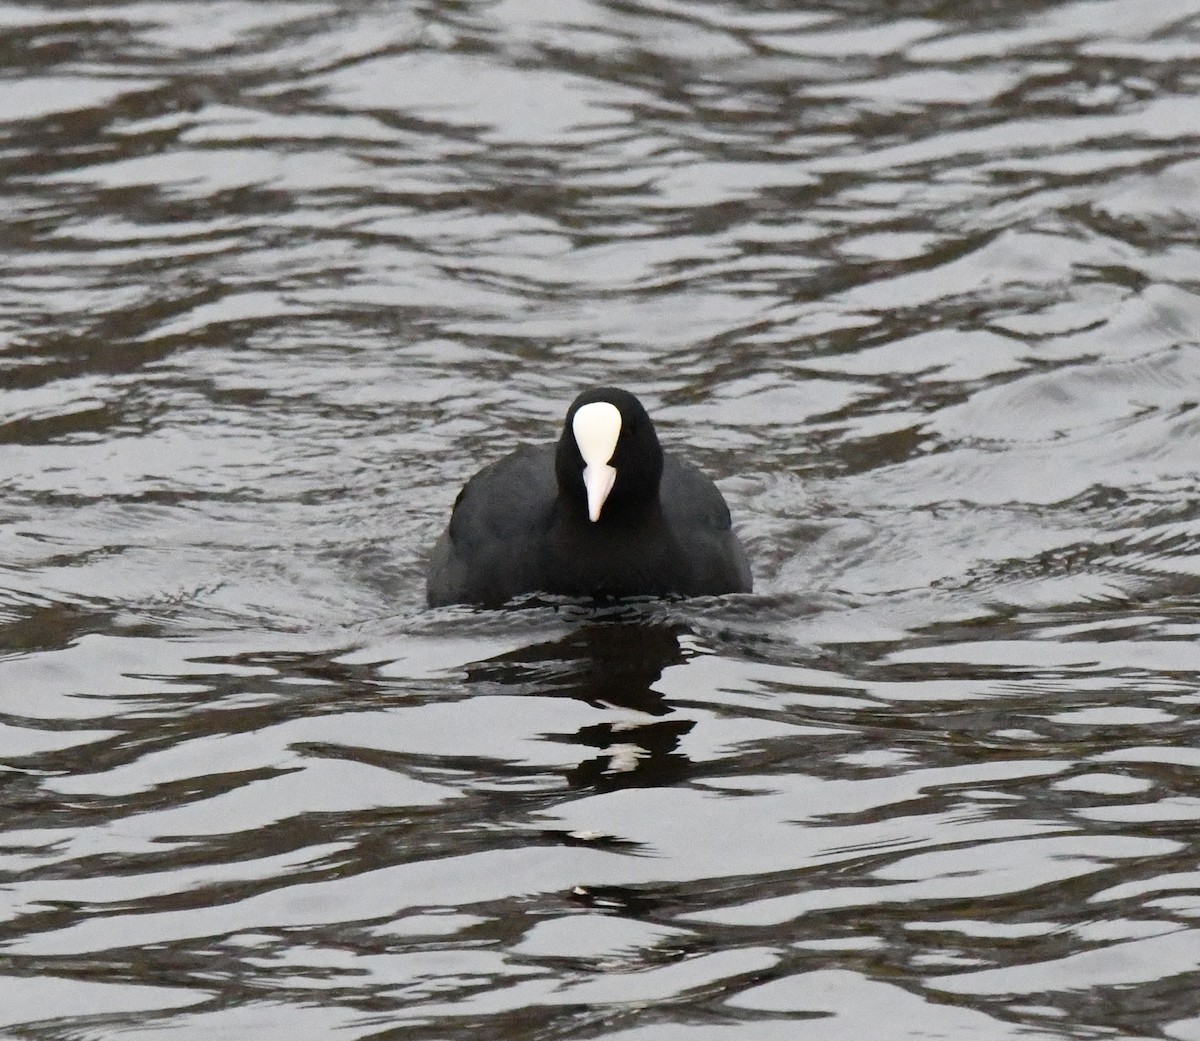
4,0,1200,1037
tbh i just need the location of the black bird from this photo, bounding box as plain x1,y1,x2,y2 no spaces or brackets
426,388,752,607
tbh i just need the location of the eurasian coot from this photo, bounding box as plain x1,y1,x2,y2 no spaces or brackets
426,388,752,606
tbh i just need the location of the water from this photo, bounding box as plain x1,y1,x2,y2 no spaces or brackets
2,0,1200,1037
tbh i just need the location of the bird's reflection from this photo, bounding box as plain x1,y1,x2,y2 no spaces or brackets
465,618,694,791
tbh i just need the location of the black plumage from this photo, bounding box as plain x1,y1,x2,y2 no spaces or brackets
426,388,752,607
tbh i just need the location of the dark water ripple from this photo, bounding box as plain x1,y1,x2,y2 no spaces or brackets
3,1,1200,1038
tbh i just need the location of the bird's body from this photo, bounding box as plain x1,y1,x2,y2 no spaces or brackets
425,389,752,607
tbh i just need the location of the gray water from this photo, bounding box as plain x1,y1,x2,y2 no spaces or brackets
3,1,1200,1038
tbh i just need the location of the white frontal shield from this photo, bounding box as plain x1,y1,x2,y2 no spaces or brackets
572,401,622,522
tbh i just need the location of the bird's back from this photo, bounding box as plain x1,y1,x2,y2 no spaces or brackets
658,454,752,595
426,444,558,606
